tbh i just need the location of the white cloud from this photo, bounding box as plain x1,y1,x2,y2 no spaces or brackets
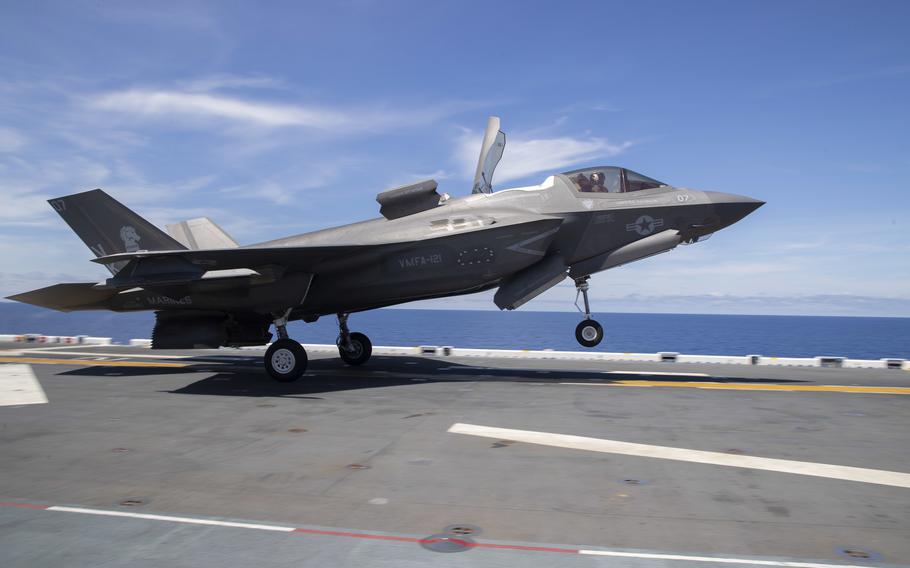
455,128,634,185
0,127,27,152
0,155,113,224
0,151,217,227
89,87,483,134
92,90,352,129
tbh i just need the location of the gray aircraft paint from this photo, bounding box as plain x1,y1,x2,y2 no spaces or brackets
8,118,763,348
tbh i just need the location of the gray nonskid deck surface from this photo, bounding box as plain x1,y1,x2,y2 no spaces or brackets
1,344,909,567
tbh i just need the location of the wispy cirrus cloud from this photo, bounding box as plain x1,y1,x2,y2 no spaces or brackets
91,90,352,129
455,127,634,184
89,85,484,134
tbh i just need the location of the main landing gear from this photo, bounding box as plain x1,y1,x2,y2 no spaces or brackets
262,311,374,382
336,313,372,366
574,277,604,348
264,310,308,382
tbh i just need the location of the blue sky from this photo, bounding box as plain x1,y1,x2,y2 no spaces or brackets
1,1,908,315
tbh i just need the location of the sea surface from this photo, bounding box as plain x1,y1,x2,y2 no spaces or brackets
1,303,908,359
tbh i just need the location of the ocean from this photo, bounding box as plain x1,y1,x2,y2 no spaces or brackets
1,303,908,359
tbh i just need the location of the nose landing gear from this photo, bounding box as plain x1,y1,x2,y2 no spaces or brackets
574,277,604,348
264,309,308,382
337,313,372,366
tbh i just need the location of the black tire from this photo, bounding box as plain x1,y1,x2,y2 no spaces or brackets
338,332,372,366
264,338,308,382
575,319,604,348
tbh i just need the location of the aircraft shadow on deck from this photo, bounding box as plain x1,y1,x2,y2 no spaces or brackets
57,354,809,398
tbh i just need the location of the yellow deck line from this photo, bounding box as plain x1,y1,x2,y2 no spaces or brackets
561,380,910,395
0,357,188,368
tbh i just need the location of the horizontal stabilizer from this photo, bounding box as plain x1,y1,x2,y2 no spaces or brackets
166,217,239,250
5,283,118,312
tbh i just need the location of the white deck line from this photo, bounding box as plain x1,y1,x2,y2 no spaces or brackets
25,505,862,568
578,549,870,568
47,506,295,532
603,370,711,377
448,423,910,489
0,364,48,406
31,504,874,567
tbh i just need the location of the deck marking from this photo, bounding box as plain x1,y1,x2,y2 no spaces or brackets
579,549,870,567
448,423,910,489
0,364,48,406
561,381,910,395
0,357,188,368
603,370,711,377
0,501,878,566
47,506,295,532
2,349,192,359
0,501,51,510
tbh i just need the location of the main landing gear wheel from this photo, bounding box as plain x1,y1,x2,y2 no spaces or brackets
575,320,604,348
338,331,372,366
265,338,308,383
336,313,372,366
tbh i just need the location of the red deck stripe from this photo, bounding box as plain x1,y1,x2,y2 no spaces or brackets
0,501,50,510
0,500,581,554
293,527,581,553
294,527,421,543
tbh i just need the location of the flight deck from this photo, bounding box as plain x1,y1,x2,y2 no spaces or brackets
1,341,908,567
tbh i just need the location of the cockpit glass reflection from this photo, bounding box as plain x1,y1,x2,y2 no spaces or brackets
624,169,665,192
563,167,666,193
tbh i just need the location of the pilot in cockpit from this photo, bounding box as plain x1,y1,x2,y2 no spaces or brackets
590,171,607,192
574,173,593,192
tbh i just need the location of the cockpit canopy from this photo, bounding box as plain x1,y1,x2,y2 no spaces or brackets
562,166,667,194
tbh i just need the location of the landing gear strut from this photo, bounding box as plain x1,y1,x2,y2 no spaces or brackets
264,309,308,382
336,313,372,366
574,277,604,348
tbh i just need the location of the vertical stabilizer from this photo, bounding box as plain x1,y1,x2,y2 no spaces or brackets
48,189,186,273
166,217,239,250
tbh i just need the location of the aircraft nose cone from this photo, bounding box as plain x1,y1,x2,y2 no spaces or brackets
705,191,765,225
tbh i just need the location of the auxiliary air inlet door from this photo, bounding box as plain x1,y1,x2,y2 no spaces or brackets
472,116,506,194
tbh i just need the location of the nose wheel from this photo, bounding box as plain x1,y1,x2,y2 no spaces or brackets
337,313,372,366
575,319,604,348
264,310,308,382
574,277,604,348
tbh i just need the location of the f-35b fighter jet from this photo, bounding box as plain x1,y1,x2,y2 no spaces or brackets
9,117,763,381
